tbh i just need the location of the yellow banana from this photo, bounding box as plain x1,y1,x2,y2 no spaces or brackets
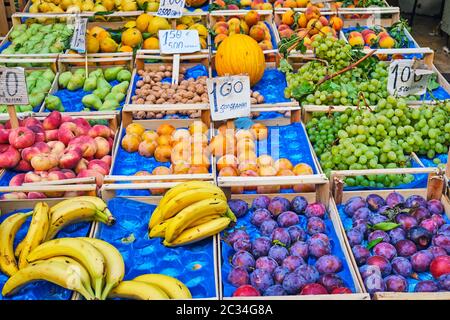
49,196,114,224
79,238,125,300
33,256,95,299
108,280,170,300
27,238,106,299
45,201,103,241
188,214,222,228
14,240,25,258
2,260,95,300
0,212,32,276
163,217,231,247
165,198,228,243
158,187,227,222
133,274,192,299
18,202,50,269
149,214,222,239
149,181,218,229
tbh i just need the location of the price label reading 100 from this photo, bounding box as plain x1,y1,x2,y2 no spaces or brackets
209,80,244,112
390,63,425,90
0,67,28,105
157,0,185,18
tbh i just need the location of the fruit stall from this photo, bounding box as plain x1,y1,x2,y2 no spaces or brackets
0,0,450,301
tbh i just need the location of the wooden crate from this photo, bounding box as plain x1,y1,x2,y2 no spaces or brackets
217,178,370,300
0,0,21,36
328,167,450,300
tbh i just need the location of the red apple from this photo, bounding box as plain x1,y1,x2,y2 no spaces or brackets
59,146,83,169
430,255,450,279
0,128,10,144
94,136,110,159
107,137,114,149
88,159,110,175
0,144,21,168
232,285,260,297
14,159,32,172
9,173,25,186
57,122,78,145
28,125,45,143
77,168,104,187
27,192,47,199
68,136,97,158
9,127,35,149
89,125,111,139
43,111,62,130
61,115,73,123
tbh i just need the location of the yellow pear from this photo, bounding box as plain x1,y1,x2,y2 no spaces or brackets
189,23,208,37
100,37,118,53
38,2,51,12
81,0,95,11
121,0,138,11
93,4,107,11
29,3,40,12
102,0,115,10
147,16,170,35
59,0,72,10
86,34,100,53
66,3,81,12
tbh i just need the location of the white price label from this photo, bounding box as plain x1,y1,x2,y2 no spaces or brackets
207,76,251,121
70,17,88,53
156,0,185,18
387,59,434,96
159,30,200,54
0,67,28,105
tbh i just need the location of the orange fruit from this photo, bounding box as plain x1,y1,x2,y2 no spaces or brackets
143,37,159,50
122,28,143,48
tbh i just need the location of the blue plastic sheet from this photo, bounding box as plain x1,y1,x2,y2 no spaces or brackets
336,202,450,292
221,204,357,297
0,41,12,53
422,87,450,100
44,80,124,112
0,209,92,300
95,197,217,299
418,153,448,168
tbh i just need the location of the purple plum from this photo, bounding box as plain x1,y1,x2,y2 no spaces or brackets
268,197,291,217
346,228,364,246
405,195,427,208
252,237,272,258
438,224,450,236
359,265,382,279
395,213,418,231
228,267,250,287
373,242,397,261
290,241,309,260
263,284,286,296
308,238,331,258
309,233,330,245
427,245,447,258
305,202,326,218
287,225,306,242
414,280,439,292
277,211,299,227
307,217,326,235
260,219,278,236
251,195,271,210
431,214,445,228
432,234,450,253
384,275,407,292
250,269,274,292
227,230,250,246
364,274,385,294
407,226,432,249
427,199,444,215
271,228,291,247
386,192,405,208
391,257,413,277
255,256,278,274
344,196,367,217
410,207,430,223
268,245,289,264
233,238,252,252
368,230,390,243
291,196,308,215
410,250,433,272
318,273,344,292
367,194,386,212
369,213,388,225
388,228,406,244
250,208,272,227
352,207,371,221
353,219,369,236
273,266,290,284
228,199,248,218
282,272,307,294
232,251,256,271
367,255,392,277
294,265,320,284
315,255,343,274
395,239,417,257
282,256,305,272
352,245,370,266
438,274,450,290
420,218,439,234
378,205,391,215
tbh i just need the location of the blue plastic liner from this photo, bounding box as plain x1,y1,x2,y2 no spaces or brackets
221,205,357,297
0,209,92,300
337,202,450,292
418,153,448,168
95,197,217,299
0,41,12,53
422,87,450,100
45,80,124,112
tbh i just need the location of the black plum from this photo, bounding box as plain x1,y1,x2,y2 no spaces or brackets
368,230,390,243
268,245,289,264
308,238,331,258
395,213,418,231
410,207,431,223
432,234,450,253
408,226,432,249
287,225,306,242
289,241,309,260
305,202,326,219
251,195,271,210
282,272,307,294
367,255,392,277
369,213,388,225
384,275,408,292
346,228,364,246
227,230,250,246
259,219,278,236
414,280,439,292
318,273,344,292
438,274,450,290
359,265,382,279
273,266,290,284
420,218,439,234
307,217,326,235
277,211,299,227
427,245,448,258
252,237,272,258
233,238,252,252
395,239,417,257
427,199,444,215
255,256,278,274
251,208,272,227
263,284,287,296
410,250,433,272
228,267,250,287
268,197,291,217
352,207,371,221
271,228,291,247
282,255,305,272
344,196,367,217
388,228,406,244
294,265,320,284
373,242,397,261
366,194,386,212
405,195,427,208
386,192,405,208
228,200,249,218
352,245,370,266
291,196,308,215
391,257,414,278
232,251,256,271
250,269,274,292
364,274,385,294
315,255,343,274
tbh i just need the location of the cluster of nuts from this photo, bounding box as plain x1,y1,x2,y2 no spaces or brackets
250,90,265,104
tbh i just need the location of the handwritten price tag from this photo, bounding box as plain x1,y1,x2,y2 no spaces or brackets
0,67,28,105
156,0,185,18
70,17,88,53
387,59,434,96
207,76,251,121
159,30,200,54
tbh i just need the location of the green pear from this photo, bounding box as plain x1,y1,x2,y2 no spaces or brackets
89,69,104,79
67,74,85,91
34,79,52,93
42,69,56,83
97,77,112,91
73,68,87,79
117,69,132,82
58,71,72,88
104,92,125,103
104,66,123,82
18,104,33,112
82,94,103,110
111,81,129,95
93,87,110,100
29,92,46,108
100,99,120,110
83,77,97,92
45,95,64,112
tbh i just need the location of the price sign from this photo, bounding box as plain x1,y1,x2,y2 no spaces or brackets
156,0,185,18
0,67,28,105
159,30,200,54
70,17,88,53
207,76,251,121
387,59,434,96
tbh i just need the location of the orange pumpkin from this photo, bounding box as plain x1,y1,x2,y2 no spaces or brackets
215,34,265,86
185,0,208,7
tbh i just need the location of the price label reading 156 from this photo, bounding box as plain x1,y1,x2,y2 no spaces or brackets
207,76,251,121
156,0,185,18
158,30,200,54
0,67,28,105
387,59,434,97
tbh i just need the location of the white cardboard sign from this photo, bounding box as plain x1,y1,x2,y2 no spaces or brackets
70,17,88,53
0,67,29,105
156,0,186,18
387,59,434,96
159,30,200,54
207,76,251,121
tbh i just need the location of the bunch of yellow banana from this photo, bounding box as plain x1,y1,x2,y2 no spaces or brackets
148,181,235,247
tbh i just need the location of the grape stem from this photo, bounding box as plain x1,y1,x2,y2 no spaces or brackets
356,92,373,111
316,49,377,86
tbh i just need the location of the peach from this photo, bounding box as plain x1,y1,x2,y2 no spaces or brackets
188,165,209,174
77,169,104,187
217,155,239,171
21,142,51,162
293,183,315,192
283,0,297,8
30,153,59,171
88,159,110,175
361,29,375,38
89,124,111,138
208,134,234,157
281,10,295,26
305,5,320,20
278,24,290,33
189,121,208,135
240,169,258,191
190,133,209,148
171,141,191,163
217,124,233,136
279,28,295,39
261,3,272,9
318,16,329,27
59,147,83,169
101,155,112,167
349,34,364,47
364,32,377,45
214,34,228,48
249,25,266,42
250,123,268,140
297,13,307,28
48,141,66,157
0,145,20,169
218,166,238,177
28,192,47,199
237,137,255,149
277,169,295,189
134,170,151,183
24,171,42,183
94,136,111,159
245,10,260,27
293,163,313,175
0,128,10,144
238,150,257,163
296,0,308,7
122,134,141,152
75,158,89,174
156,134,172,146
45,129,59,142
235,129,255,141
1,192,28,200
171,129,190,144
156,124,175,136
379,35,395,48
48,171,67,181
61,115,74,123
69,136,97,158
190,151,210,168
258,165,277,176
307,19,323,35
138,140,157,157
320,26,336,37
213,21,228,32
259,40,273,51
171,160,190,174
57,121,78,145
150,166,171,195
142,130,159,142
9,127,35,149
22,117,41,128
9,173,25,186
61,169,76,179
71,118,91,136
238,160,258,173
330,16,343,32
257,155,274,167
126,123,146,136
28,125,45,143
274,158,293,171
154,145,172,162
43,111,62,130
14,159,32,172
214,25,229,36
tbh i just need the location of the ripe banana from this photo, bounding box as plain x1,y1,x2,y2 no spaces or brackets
49,196,115,225
27,238,106,299
133,274,192,299
108,280,169,300
79,238,125,300
149,214,222,239
2,260,95,300
14,241,25,259
148,181,218,229
0,212,32,276
163,217,231,247
45,201,105,241
157,188,227,223
165,198,228,242
18,202,50,269
33,256,95,299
